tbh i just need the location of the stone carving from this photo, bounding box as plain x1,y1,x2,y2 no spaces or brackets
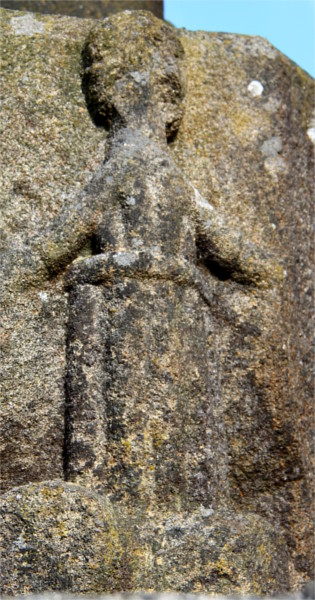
71,4,284,572
40,11,281,506
1,8,312,596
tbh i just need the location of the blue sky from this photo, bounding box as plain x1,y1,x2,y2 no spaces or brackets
164,0,315,77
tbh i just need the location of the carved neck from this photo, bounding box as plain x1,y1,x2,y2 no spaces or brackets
108,113,168,149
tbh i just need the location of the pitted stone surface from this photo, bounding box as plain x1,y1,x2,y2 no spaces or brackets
0,482,290,594
5,591,315,600
1,6,314,595
10,12,45,34
0,482,127,594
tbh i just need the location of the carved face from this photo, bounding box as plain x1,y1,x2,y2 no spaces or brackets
82,10,185,139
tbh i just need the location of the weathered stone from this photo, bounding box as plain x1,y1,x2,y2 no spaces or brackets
131,509,290,594
6,591,315,600
172,31,314,589
0,0,163,19
0,481,290,594
1,6,314,595
0,481,128,594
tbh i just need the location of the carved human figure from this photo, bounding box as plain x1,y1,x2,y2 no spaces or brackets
1,12,294,594
38,12,281,512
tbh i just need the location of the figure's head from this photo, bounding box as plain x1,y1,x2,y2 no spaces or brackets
82,10,185,141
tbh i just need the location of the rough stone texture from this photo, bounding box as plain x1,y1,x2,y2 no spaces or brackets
0,482,290,594
5,589,315,600
174,30,314,587
6,591,315,600
1,6,314,596
0,481,128,594
0,0,163,20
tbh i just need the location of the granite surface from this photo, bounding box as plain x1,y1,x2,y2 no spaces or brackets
1,6,314,595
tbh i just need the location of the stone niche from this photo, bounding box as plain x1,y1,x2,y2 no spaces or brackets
0,6,314,596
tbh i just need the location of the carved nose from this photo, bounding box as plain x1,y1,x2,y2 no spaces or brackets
114,75,149,100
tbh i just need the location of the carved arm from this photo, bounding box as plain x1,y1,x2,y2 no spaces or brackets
38,167,114,276
4,167,111,292
192,187,284,287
